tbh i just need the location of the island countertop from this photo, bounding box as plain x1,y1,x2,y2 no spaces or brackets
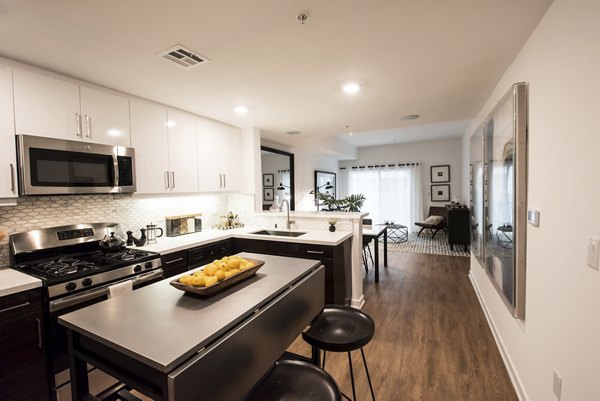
58,252,322,373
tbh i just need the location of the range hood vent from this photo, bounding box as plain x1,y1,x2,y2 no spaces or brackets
159,44,210,69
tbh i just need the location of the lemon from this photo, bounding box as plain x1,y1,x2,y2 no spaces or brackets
227,258,241,269
179,275,193,284
203,264,218,276
191,276,206,287
216,270,226,281
205,276,218,287
224,271,234,278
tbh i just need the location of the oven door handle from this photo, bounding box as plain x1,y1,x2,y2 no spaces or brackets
50,286,109,312
131,270,164,286
50,270,164,312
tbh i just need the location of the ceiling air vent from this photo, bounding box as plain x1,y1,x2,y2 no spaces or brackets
159,44,210,69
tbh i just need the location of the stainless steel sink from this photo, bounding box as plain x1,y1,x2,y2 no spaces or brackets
250,230,307,237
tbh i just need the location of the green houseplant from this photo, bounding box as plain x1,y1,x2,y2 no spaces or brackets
316,192,366,212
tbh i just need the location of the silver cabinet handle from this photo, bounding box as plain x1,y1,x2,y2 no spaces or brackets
9,163,15,193
165,171,170,189
36,318,42,348
75,113,82,137
223,173,226,188
306,250,324,255
164,257,185,265
170,171,175,188
0,301,30,314
85,115,91,138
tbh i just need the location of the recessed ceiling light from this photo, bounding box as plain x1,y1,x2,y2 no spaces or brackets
234,106,248,114
401,114,420,121
349,132,354,136
286,130,302,135
342,82,360,94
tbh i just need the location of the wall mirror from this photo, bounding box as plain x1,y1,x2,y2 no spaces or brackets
313,170,336,210
470,124,485,267
482,82,528,319
260,146,295,210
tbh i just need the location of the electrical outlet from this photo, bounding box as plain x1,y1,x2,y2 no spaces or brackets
553,370,562,400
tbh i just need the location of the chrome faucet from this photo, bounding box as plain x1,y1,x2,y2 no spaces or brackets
280,199,294,229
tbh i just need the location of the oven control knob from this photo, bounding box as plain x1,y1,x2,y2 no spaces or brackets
144,262,153,269
82,278,92,287
65,282,77,291
134,264,142,272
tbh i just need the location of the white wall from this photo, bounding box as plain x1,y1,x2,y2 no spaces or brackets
339,137,463,217
465,1,600,400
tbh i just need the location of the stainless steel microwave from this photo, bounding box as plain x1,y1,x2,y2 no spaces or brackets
16,134,136,195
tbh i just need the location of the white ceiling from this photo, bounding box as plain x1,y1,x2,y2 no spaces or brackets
0,0,552,149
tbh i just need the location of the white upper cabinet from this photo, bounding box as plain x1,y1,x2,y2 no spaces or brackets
166,109,198,193
130,99,170,194
13,68,81,141
130,101,199,194
196,118,241,192
80,86,131,147
13,68,130,146
0,63,17,199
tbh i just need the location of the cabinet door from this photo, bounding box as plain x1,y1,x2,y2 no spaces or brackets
167,109,199,193
130,99,170,194
13,68,81,140
80,86,131,147
0,64,17,199
218,124,241,192
0,289,49,401
196,118,224,192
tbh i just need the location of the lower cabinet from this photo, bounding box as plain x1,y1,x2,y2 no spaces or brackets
446,206,471,251
0,288,50,401
161,250,189,278
188,240,233,269
233,238,351,305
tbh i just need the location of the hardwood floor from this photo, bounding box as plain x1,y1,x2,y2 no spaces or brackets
287,251,518,401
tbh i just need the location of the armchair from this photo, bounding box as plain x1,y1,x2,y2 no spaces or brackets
415,206,446,239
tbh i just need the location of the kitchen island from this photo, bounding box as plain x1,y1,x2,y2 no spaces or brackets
59,253,324,401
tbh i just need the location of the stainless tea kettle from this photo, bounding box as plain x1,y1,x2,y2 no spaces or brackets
99,224,126,252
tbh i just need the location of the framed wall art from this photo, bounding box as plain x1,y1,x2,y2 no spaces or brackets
430,165,450,183
262,174,274,187
431,184,450,202
263,187,274,201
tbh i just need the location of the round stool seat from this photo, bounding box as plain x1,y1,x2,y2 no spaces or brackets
303,305,375,353
246,359,341,401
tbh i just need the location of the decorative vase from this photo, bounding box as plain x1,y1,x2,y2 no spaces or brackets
329,225,336,232
270,195,281,212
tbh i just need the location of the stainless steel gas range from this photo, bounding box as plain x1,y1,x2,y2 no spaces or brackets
9,223,164,401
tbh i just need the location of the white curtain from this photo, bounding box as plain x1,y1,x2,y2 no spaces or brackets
347,164,423,232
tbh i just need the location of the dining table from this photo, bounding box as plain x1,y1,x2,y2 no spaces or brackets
362,225,388,282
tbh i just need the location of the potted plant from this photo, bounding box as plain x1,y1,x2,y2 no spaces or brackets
316,192,366,212
328,218,337,232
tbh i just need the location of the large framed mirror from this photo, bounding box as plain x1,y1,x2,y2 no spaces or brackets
483,82,528,319
260,146,295,210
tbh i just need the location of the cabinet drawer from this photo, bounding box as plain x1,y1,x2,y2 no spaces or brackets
161,250,188,278
0,288,43,322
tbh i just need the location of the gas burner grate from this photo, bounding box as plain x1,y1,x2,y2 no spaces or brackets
36,257,98,277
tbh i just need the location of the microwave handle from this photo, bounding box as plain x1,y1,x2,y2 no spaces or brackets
113,155,120,187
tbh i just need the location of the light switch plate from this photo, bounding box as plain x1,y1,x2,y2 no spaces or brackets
527,209,540,226
588,237,599,270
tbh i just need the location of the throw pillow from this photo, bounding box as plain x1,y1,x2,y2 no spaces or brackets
423,215,443,225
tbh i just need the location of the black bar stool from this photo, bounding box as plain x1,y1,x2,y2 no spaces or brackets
302,305,376,401
246,359,342,401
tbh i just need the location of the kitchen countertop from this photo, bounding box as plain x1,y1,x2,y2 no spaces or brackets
59,253,321,373
136,226,353,255
0,267,42,297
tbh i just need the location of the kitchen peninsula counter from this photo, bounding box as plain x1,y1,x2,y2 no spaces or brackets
137,226,352,255
59,253,324,401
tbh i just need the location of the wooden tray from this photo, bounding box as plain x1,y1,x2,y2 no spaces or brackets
170,258,264,297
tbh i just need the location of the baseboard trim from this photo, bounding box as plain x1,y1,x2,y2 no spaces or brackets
351,294,365,309
468,272,528,401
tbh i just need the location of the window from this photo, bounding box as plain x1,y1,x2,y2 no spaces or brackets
346,165,423,230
